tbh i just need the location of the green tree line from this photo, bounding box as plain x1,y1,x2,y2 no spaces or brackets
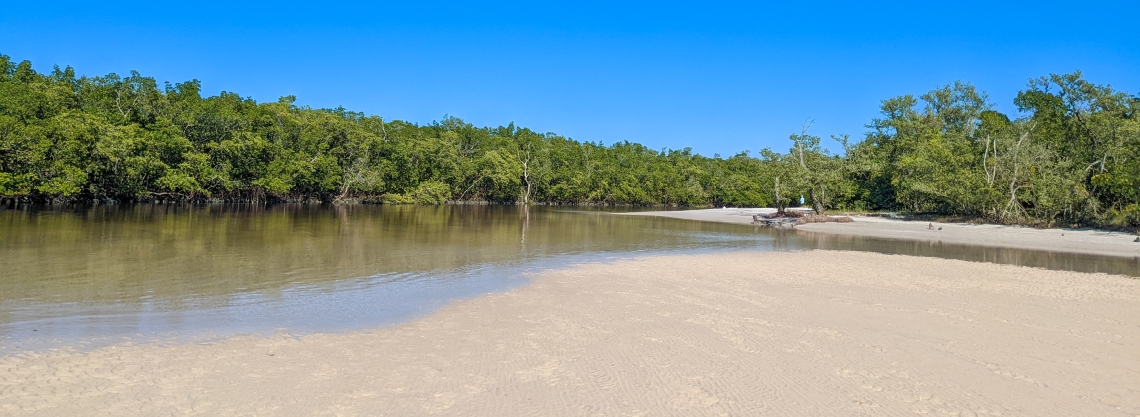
1,54,1137,227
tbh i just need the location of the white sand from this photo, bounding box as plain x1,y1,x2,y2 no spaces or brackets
2,251,1137,416
624,208,1140,258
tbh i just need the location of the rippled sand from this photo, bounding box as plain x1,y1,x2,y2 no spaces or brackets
2,251,1138,416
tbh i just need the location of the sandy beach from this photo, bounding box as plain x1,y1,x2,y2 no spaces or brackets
3,250,1137,416
623,208,1140,258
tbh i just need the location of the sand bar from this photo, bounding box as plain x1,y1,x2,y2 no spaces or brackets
2,251,1137,416
623,208,1140,258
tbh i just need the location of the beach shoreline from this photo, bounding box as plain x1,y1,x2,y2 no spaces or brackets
2,250,1137,416
620,208,1140,258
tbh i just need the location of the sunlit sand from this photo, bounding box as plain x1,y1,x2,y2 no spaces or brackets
3,250,1136,416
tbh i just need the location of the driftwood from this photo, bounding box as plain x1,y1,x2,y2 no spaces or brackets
753,212,853,227
752,214,799,227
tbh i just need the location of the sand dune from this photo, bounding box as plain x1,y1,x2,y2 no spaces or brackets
2,251,1137,416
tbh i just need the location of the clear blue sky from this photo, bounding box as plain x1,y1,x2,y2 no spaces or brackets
3,1,1137,156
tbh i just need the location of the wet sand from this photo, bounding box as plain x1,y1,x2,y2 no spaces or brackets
3,251,1137,416
623,208,1140,258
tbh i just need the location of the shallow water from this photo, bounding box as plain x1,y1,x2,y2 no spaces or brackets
1,204,1136,353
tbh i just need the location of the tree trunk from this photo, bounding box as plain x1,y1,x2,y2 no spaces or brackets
521,160,531,205
809,185,824,214
774,176,785,215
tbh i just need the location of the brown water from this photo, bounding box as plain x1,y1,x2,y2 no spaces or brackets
1,204,1136,353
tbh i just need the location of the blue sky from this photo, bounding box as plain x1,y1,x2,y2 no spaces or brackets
3,1,1137,156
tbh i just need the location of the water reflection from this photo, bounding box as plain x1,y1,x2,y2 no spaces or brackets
0,204,778,352
1,204,1135,353
797,231,1140,277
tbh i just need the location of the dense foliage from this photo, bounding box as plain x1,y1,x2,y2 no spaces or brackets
1,55,1137,227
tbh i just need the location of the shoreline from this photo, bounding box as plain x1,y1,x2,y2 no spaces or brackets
620,208,1140,259
2,250,1136,416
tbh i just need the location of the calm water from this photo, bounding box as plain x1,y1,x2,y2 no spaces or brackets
2,204,1136,353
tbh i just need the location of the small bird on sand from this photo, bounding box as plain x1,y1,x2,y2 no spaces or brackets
938,227,942,230
927,223,934,230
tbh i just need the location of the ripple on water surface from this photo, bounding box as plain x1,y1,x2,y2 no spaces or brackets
1,204,1135,354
